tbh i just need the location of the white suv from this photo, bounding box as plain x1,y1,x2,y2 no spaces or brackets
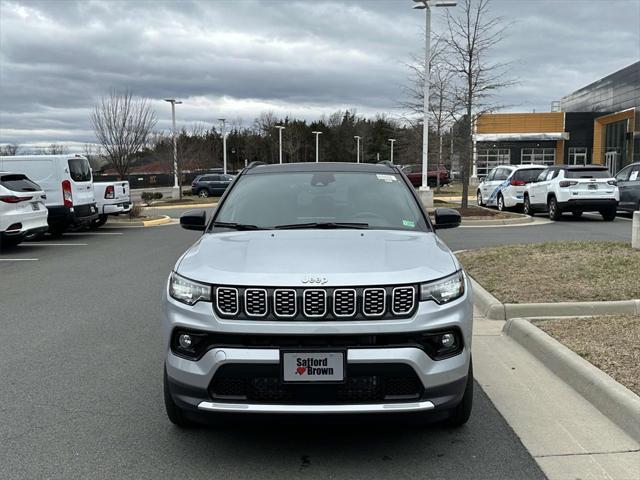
523,165,619,221
0,172,49,248
477,165,546,211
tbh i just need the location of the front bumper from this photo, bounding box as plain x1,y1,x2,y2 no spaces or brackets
163,276,473,415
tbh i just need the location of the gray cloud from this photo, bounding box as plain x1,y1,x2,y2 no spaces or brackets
0,0,638,148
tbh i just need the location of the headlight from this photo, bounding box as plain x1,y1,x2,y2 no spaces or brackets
420,270,465,304
169,272,211,305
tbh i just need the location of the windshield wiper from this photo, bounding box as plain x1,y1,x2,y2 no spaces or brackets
212,221,263,231
274,222,369,230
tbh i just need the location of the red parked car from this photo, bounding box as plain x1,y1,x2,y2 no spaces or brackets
401,164,451,188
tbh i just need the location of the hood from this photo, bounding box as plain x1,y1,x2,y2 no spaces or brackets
176,229,457,287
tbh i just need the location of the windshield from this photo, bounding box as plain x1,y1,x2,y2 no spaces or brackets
68,158,92,182
212,171,429,232
565,168,611,179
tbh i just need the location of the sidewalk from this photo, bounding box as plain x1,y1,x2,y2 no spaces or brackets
473,314,640,479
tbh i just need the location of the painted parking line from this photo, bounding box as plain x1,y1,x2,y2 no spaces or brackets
78,231,125,234
0,258,39,261
20,243,89,246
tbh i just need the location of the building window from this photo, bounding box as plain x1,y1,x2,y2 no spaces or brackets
477,148,510,177
568,147,589,165
521,148,555,165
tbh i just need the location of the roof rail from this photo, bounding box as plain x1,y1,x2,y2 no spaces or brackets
245,161,266,170
376,160,394,168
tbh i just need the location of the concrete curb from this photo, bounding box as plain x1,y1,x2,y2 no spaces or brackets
503,317,640,443
461,215,533,226
470,277,640,319
142,215,172,227
147,202,218,210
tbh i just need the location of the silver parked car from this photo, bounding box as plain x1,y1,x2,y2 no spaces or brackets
163,161,473,427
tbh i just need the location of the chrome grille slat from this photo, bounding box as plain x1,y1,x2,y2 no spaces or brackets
303,289,327,318
392,286,415,315
362,288,386,317
274,289,297,317
333,289,357,317
245,288,268,317
216,287,239,315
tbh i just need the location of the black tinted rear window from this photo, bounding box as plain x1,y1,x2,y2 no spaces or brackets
0,174,41,192
514,168,544,183
565,168,610,179
68,158,92,182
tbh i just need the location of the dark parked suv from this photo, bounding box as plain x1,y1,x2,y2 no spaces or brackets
191,174,235,197
615,162,640,213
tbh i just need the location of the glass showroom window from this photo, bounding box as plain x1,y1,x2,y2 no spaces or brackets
477,149,510,177
521,148,555,165
568,147,589,165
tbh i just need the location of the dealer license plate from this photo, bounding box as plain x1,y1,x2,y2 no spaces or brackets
282,351,345,383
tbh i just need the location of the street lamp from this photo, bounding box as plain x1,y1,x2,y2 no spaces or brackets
164,99,183,199
275,125,285,164
218,118,227,174
312,131,322,162
388,138,396,164
413,0,457,196
354,135,362,163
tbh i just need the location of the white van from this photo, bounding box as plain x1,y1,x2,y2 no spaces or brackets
0,155,98,235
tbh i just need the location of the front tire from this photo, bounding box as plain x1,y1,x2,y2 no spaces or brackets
548,197,562,221
164,368,195,428
497,194,505,212
600,208,617,222
476,190,484,207
446,360,473,427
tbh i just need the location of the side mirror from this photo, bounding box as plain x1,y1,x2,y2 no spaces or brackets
434,208,461,230
180,209,207,231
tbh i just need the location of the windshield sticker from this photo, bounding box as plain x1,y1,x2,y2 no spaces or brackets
376,174,397,182
402,220,416,228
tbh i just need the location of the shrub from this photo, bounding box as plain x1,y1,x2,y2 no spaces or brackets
153,192,163,200
141,192,154,204
129,203,143,218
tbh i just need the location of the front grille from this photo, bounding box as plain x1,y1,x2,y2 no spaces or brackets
212,284,418,320
274,289,297,317
303,289,326,317
333,289,356,317
363,288,386,317
209,364,423,404
245,289,267,317
216,287,239,315
392,287,415,315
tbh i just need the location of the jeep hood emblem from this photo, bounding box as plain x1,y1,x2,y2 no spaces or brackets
302,276,328,285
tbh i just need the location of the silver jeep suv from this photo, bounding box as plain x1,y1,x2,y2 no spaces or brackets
163,162,473,427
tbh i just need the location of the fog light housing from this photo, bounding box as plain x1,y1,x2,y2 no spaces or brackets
441,333,455,348
178,334,193,349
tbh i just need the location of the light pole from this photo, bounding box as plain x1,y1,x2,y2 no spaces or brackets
311,131,322,162
354,135,361,163
413,0,456,198
218,118,227,174
388,138,396,164
164,99,182,199
275,125,285,164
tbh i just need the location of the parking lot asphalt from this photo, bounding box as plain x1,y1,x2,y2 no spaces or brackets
0,225,545,480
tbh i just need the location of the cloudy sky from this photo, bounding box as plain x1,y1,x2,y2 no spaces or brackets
1,0,639,150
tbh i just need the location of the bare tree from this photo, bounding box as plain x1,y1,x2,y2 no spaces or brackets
47,143,67,154
90,90,157,179
445,0,515,207
0,143,19,155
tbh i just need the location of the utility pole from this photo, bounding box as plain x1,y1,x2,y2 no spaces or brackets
388,138,396,164
354,136,361,163
164,99,182,199
312,131,322,162
218,118,227,174
275,125,285,164
412,0,457,204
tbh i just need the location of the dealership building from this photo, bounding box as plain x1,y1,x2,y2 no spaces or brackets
473,61,639,178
